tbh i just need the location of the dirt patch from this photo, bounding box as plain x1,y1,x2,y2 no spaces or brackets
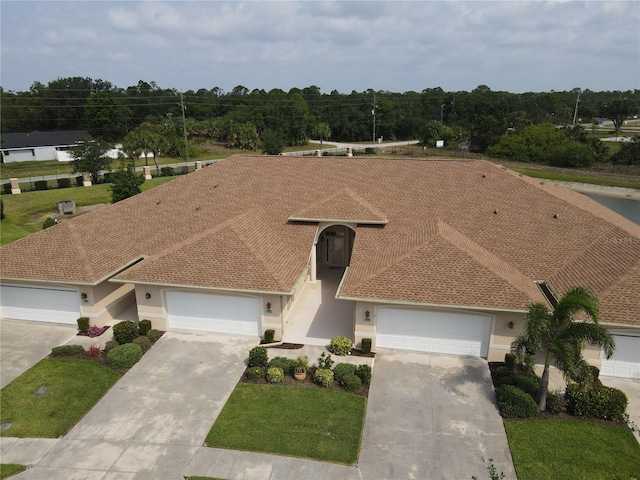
51,204,108,222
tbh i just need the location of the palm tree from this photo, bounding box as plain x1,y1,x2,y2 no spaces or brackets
511,286,615,411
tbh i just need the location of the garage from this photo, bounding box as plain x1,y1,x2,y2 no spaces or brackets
0,284,80,324
166,291,261,336
600,334,640,379
376,308,491,357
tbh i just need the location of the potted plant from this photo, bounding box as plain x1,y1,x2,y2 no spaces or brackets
293,355,309,381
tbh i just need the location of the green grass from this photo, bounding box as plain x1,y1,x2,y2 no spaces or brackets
206,383,366,465
0,358,121,438
0,176,178,245
0,465,26,479
511,167,640,189
505,418,640,480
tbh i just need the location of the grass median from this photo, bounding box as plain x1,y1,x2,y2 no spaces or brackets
206,383,366,465
0,358,121,438
505,418,640,480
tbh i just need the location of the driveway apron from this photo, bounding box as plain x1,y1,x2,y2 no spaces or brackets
12,332,257,480
358,351,516,480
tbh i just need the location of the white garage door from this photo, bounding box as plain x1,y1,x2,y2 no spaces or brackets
601,335,640,379
377,308,491,357
0,284,80,324
166,291,261,336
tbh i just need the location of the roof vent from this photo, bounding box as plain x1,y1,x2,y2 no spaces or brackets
553,213,559,219
493,209,499,215
482,173,486,178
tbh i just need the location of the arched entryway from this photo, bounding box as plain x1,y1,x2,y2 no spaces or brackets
283,223,356,346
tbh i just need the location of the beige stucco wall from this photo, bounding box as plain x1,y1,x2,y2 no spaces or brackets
80,281,135,326
134,284,167,329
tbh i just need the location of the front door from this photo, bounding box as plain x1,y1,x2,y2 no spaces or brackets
327,233,345,267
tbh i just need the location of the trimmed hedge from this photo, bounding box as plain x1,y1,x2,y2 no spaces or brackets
341,373,363,393
504,352,517,370
513,373,540,399
355,364,372,385
107,343,143,369
51,345,85,357
264,329,275,343
545,389,567,414
314,368,334,387
329,336,352,356
496,385,539,418
248,346,268,367
268,356,295,375
57,178,71,189
133,336,151,352
267,367,284,383
138,319,152,336
333,363,357,382
361,338,372,354
77,317,90,333
565,383,628,421
147,329,162,342
34,180,48,191
246,366,265,381
112,320,139,344
105,340,119,353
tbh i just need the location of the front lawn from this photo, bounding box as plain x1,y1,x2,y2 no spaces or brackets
505,418,640,480
0,464,26,479
0,358,120,438
206,383,366,465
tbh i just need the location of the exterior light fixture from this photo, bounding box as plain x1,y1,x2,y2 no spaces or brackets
365,310,370,318
145,292,151,299
508,321,514,329
81,293,87,299
266,302,272,314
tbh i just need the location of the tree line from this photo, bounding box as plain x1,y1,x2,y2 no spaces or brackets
1,78,638,166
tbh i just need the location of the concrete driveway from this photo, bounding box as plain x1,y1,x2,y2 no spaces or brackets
358,351,516,480
0,318,77,388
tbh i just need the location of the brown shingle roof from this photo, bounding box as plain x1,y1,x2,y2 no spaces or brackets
2,155,639,324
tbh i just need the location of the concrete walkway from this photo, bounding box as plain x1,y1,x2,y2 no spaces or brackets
283,268,353,346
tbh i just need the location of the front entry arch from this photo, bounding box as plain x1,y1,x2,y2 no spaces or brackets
310,223,356,283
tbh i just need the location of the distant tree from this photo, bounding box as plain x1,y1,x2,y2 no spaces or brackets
600,99,637,134
85,91,130,141
110,161,145,203
121,130,144,169
227,122,260,150
69,140,113,184
312,122,332,149
135,122,171,175
611,136,640,172
261,130,285,155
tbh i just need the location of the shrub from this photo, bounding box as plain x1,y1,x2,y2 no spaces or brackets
147,329,162,342
246,366,265,381
34,180,48,191
133,336,152,352
314,368,334,387
333,363,357,382
57,178,71,189
86,325,108,338
105,340,119,353
138,319,152,336
112,320,139,344
513,373,540,399
264,329,275,343
495,366,513,378
161,166,174,177
546,389,567,414
51,345,85,357
77,317,90,333
361,338,372,354
268,356,295,375
504,353,517,370
248,346,268,367
496,385,539,418
75,175,83,186
102,172,112,183
355,364,372,385
329,336,353,356
341,373,363,393
85,344,103,358
317,351,334,370
3,183,11,194
498,376,515,387
42,217,57,229
565,383,628,421
107,343,143,369
266,367,284,383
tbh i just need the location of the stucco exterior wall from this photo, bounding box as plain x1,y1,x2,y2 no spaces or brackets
81,281,135,326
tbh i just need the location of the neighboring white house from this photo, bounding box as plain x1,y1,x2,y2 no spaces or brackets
0,130,93,163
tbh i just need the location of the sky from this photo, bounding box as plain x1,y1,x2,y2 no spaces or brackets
1,1,638,94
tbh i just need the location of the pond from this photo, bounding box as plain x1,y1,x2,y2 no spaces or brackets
585,193,640,226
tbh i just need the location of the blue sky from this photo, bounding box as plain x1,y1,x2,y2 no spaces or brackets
1,1,638,94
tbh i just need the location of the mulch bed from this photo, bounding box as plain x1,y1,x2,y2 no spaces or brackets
76,326,111,337
240,366,370,397
264,343,376,358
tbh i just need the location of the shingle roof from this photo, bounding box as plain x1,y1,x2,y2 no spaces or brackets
1,155,639,324
0,130,93,149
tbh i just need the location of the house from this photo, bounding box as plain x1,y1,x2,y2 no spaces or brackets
0,130,93,162
1,155,639,378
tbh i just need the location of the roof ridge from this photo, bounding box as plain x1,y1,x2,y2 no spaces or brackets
599,255,640,299
437,222,543,303
291,186,388,222
65,222,96,279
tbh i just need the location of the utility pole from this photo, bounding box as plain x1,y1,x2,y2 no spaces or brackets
180,92,189,163
572,89,581,125
372,94,378,143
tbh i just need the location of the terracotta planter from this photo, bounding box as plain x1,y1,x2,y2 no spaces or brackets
294,370,307,381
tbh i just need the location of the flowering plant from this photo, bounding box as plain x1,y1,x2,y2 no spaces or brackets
86,325,108,338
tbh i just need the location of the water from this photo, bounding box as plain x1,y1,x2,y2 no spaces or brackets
585,193,640,226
